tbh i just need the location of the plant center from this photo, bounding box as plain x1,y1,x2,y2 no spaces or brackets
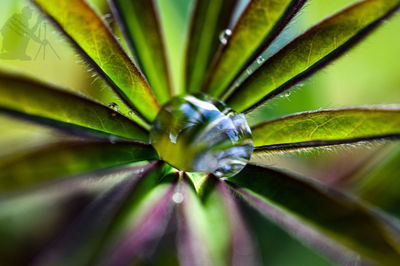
150,94,253,177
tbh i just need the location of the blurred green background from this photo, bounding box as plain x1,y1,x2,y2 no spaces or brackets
0,0,399,265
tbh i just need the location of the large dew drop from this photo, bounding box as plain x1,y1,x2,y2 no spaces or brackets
150,94,253,178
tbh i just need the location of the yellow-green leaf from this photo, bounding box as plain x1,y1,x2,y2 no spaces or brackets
252,108,400,151
204,0,306,98
227,0,400,112
185,0,238,93
32,0,160,122
111,0,173,103
0,72,148,141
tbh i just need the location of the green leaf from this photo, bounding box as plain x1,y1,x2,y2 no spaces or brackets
96,180,175,266
0,140,158,193
110,0,173,104
185,0,238,93
0,72,149,141
176,175,257,266
353,144,400,217
226,0,400,112
251,108,400,152
228,164,400,264
32,0,160,122
32,162,168,266
177,176,230,265
0,164,137,266
203,0,306,98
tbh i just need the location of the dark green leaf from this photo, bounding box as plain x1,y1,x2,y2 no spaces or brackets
0,140,157,193
0,164,137,266
32,0,160,122
353,144,400,217
204,0,306,98
185,0,238,93
227,0,400,112
0,72,149,141
228,164,400,264
96,180,175,266
33,162,168,266
251,108,400,152
111,0,173,104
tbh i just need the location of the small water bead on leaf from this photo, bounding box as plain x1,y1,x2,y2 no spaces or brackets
150,94,253,178
107,102,119,112
219,29,232,45
256,56,265,64
108,102,119,117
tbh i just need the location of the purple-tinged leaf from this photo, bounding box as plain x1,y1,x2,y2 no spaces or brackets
218,181,260,266
32,161,166,266
227,164,400,264
0,164,141,265
98,182,176,266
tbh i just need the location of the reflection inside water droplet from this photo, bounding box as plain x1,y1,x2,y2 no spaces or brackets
150,94,253,178
256,56,265,64
219,29,232,45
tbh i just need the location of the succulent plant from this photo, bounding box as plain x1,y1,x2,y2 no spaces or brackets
1,0,400,265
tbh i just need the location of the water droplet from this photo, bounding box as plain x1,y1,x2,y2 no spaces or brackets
108,102,119,111
219,29,232,45
172,192,184,204
128,111,135,117
283,91,290,97
108,102,119,116
150,94,253,178
256,56,265,64
246,68,252,75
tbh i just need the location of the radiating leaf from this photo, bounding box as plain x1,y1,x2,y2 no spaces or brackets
185,0,238,93
177,176,229,266
353,143,400,217
0,115,79,159
0,72,149,141
217,181,259,266
204,0,306,98
0,140,157,193
110,0,173,103
32,0,160,122
96,181,175,266
251,108,400,152
0,164,137,266
228,165,400,264
237,194,333,265
176,175,256,266
32,162,167,266
226,0,400,112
